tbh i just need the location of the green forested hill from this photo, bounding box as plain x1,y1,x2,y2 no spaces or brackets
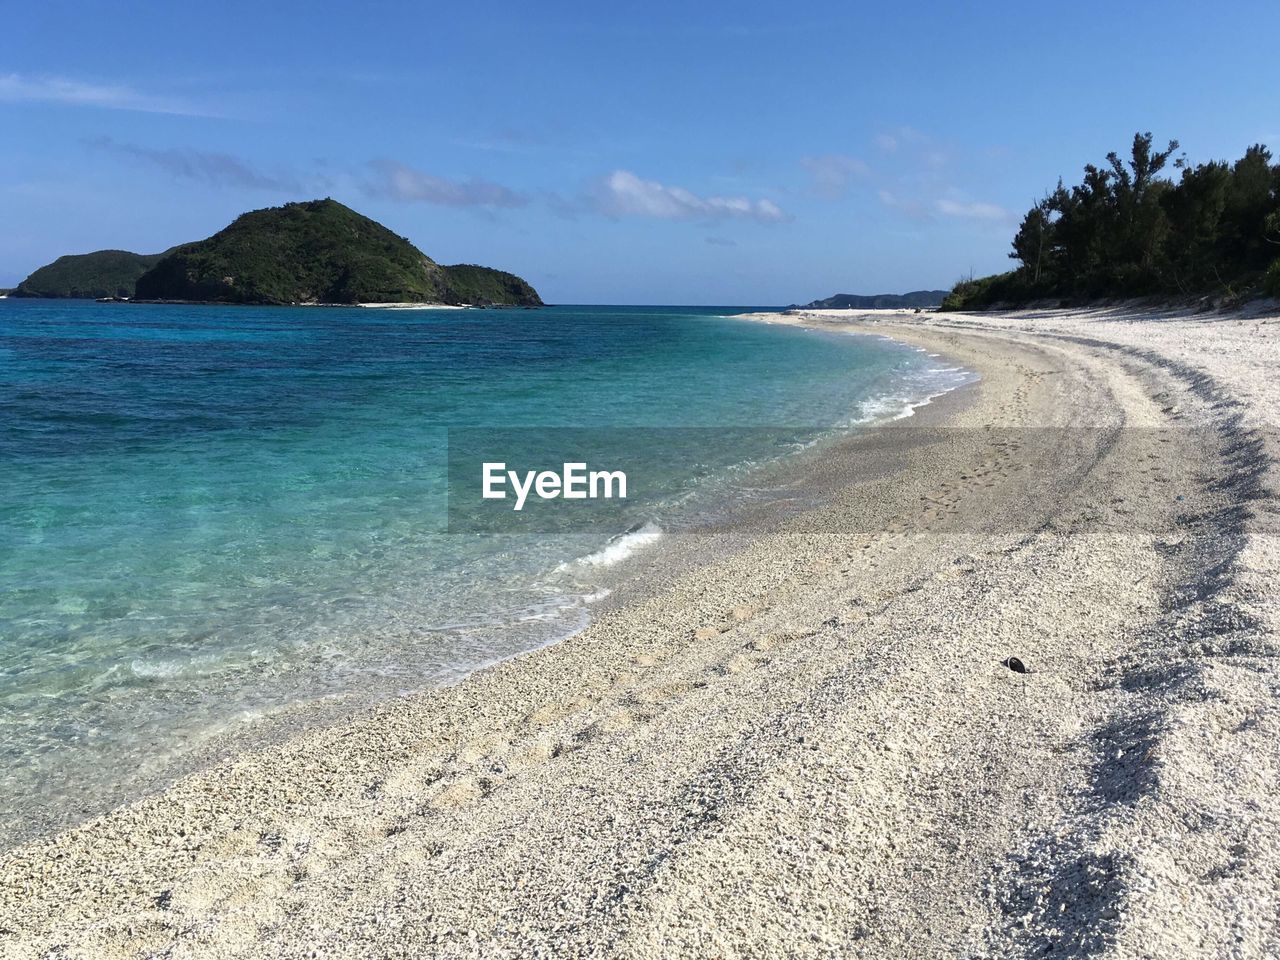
441,263,543,306
15,199,542,306
12,249,172,299
136,199,451,304
135,199,542,305
943,133,1280,310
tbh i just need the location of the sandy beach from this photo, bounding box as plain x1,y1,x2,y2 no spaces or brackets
354,302,471,309
3,306,1278,958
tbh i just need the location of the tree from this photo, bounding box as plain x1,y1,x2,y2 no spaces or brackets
1010,199,1054,284
1221,144,1275,270
1162,160,1229,291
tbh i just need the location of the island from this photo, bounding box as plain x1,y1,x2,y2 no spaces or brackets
10,199,542,308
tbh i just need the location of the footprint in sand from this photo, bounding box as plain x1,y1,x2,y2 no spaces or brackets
628,681,697,706
524,696,595,731
577,708,649,742
429,778,485,810
509,739,559,770
711,653,757,676
379,764,445,803
454,734,509,765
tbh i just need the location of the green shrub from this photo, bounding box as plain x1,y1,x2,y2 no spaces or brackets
1266,258,1280,298
940,271,1033,311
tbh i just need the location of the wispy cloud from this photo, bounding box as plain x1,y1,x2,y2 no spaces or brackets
801,154,870,199
588,170,786,223
0,73,207,116
864,126,1011,225
878,189,1012,224
365,160,527,208
82,141,534,209
85,137,301,191
937,197,1011,222
705,235,738,247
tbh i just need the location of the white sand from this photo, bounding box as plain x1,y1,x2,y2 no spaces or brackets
355,302,471,309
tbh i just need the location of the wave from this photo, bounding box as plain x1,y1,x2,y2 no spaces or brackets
854,394,921,423
559,522,664,571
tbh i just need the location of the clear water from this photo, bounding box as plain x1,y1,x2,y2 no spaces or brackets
0,300,972,842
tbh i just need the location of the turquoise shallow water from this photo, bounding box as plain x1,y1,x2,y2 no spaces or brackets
0,300,972,842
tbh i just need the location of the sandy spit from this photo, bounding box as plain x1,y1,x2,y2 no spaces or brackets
354,302,471,309
3,307,1279,958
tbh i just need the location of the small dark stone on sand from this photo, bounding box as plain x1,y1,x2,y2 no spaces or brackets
1003,656,1027,674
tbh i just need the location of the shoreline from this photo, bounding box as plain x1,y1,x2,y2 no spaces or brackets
0,317,979,851
4,297,544,309
3,309,1278,956
92,298,478,308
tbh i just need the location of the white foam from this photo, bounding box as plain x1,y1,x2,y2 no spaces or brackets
562,522,663,570
855,395,915,423
129,658,187,679
851,358,981,427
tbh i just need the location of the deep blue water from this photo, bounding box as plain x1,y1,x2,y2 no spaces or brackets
0,299,972,840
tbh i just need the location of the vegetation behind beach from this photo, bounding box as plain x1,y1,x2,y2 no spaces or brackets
944,133,1280,309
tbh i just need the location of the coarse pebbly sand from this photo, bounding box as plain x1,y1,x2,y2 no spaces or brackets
2,306,1279,958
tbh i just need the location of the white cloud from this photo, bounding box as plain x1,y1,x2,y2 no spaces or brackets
801,154,870,198
936,197,1011,222
878,187,1011,225
589,170,786,223
366,160,527,208
0,73,203,115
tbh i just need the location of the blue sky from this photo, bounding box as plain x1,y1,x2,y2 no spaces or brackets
3,0,1278,303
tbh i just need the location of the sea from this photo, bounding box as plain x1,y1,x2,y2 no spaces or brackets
0,300,975,845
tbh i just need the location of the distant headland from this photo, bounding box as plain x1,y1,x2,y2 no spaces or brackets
9,199,543,308
9,249,175,301
791,290,949,310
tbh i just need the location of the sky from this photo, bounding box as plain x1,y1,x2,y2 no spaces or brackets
3,0,1278,304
